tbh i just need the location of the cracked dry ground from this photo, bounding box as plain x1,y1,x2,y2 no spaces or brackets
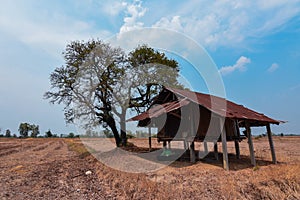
0,137,300,200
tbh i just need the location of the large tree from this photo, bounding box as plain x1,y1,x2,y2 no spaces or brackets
5,129,11,138
30,125,40,138
18,123,30,138
18,123,40,138
44,40,181,146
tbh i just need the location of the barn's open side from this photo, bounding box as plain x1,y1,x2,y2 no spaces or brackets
128,87,283,170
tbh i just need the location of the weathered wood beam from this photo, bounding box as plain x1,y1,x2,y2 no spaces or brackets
266,123,277,164
234,140,240,159
148,126,152,152
168,141,171,149
245,121,256,166
204,141,208,155
190,142,196,163
163,141,167,149
189,104,196,163
214,142,219,161
221,118,229,170
183,139,188,150
234,120,241,159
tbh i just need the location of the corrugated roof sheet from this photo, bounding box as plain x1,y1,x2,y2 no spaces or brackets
165,87,282,124
128,87,283,125
127,98,190,122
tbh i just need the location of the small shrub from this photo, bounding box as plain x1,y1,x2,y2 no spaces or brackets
127,133,136,139
253,165,260,171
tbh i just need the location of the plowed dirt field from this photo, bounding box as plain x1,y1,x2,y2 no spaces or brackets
0,136,299,199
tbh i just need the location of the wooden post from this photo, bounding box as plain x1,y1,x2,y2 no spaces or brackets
163,141,167,149
245,121,256,166
204,141,208,154
234,120,240,159
220,118,229,170
184,139,188,150
234,140,240,159
190,141,196,163
266,123,277,164
189,104,196,163
148,126,152,152
214,142,219,161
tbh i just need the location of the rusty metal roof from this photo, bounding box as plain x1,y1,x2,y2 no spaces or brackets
165,87,282,124
127,98,190,122
128,87,283,125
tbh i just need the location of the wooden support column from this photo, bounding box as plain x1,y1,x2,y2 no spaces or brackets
190,141,196,163
266,123,277,164
204,141,208,154
168,141,171,149
189,104,196,163
163,141,167,149
245,121,256,166
234,140,240,159
214,142,219,161
220,118,229,170
234,120,241,159
148,126,152,152
183,139,188,150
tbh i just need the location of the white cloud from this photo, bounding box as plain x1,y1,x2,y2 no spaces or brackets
101,1,128,16
257,0,289,10
0,1,111,58
268,63,279,72
219,56,251,75
119,0,147,34
154,16,183,32
151,1,300,49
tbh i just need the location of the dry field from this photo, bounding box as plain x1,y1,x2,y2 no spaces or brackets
0,136,299,199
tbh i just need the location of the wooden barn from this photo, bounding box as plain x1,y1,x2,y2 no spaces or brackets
128,87,283,170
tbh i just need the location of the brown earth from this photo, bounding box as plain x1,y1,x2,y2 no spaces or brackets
0,136,299,199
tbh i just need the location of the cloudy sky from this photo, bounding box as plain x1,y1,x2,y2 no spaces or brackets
0,0,299,135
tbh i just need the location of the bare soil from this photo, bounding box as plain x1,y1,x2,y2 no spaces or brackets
0,136,299,199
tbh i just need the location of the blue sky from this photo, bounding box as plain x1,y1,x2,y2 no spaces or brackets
0,0,299,135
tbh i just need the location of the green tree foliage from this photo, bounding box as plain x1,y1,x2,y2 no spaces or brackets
18,123,40,138
5,129,11,137
30,125,40,138
68,132,75,138
18,123,30,138
45,129,53,138
128,45,181,113
44,40,182,147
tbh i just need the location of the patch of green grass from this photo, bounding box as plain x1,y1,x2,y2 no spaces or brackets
253,165,260,171
65,139,91,159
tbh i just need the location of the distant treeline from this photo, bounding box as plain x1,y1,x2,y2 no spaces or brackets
255,133,300,138
0,123,80,138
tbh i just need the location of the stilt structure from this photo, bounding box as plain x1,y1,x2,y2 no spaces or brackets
266,123,277,164
221,118,229,170
214,143,219,161
234,120,241,159
128,87,283,170
204,141,208,155
148,126,152,152
190,141,196,163
245,122,256,166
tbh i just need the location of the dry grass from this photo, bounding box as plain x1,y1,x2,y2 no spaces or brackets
1,136,298,199
65,138,91,158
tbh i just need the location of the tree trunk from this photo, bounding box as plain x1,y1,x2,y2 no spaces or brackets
106,115,121,147
120,111,127,146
